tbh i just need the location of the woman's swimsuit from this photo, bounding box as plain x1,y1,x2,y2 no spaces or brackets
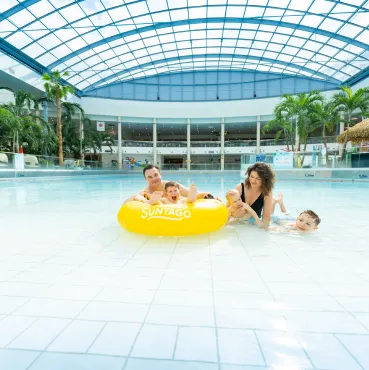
240,182,264,218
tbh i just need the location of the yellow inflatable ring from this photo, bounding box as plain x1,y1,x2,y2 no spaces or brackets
118,199,228,236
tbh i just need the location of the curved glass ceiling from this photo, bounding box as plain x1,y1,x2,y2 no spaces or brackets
1,0,369,92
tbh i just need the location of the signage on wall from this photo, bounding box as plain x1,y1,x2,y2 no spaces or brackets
96,121,105,131
273,152,293,168
14,153,24,170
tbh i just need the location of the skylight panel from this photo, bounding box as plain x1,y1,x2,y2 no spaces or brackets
287,37,306,48
42,12,68,28
249,49,263,57
151,11,171,22
107,7,130,22
59,4,85,23
277,54,293,63
9,9,36,27
51,44,71,58
244,6,265,18
304,40,322,52
222,39,237,47
37,52,58,65
338,24,362,39
54,28,78,42
99,25,120,38
226,5,245,17
191,39,207,48
133,48,149,58
150,52,165,61
335,50,355,62
93,43,110,54
308,0,334,14
239,30,256,39
161,42,176,51
191,30,206,39
72,18,94,36
7,32,34,49
99,49,116,60
0,0,17,13
65,37,88,51
282,45,300,56
297,49,315,59
356,30,369,45
78,0,104,15
129,40,145,51
22,43,46,58
82,30,104,45
147,0,168,12
253,41,268,50
89,12,112,27
234,48,248,55
136,56,152,64
174,31,191,41
289,0,313,12
300,14,324,28
105,56,121,67
167,0,187,9
320,18,343,33
264,7,284,18
0,20,17,38
208,5,226,17
332,71,349,81
263,51,279,60
255,31,272,42
124,59,139,69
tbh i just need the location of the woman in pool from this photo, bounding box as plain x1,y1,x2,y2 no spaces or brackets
230,162,275,229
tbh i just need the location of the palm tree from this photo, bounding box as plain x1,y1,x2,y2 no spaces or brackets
0,107,21,152
0,88,49,153
276,91,324,152
310,100,340,164
42,70,74,166
263,109,295,151
332,86,369,154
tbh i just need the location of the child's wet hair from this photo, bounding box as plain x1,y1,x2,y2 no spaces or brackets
226,189,239,200
299,210,321,225
164,181,180,191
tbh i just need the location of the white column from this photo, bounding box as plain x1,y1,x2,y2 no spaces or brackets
256,115,261,154
340,112,345,134
80,112,84,165
220,117,225,171
117,116,122,169
187,118,191,171
153,118,157,165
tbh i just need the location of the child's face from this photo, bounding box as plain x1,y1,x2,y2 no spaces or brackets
295,213,318,232
165,186,180,203
229,194,243,208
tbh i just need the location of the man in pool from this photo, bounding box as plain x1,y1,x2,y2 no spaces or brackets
123,164,215,204
270,193,321,232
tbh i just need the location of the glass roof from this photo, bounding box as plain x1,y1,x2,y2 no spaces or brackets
1,0,369,92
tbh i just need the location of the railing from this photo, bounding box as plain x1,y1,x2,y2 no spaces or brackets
0,152,106,170
117,136,338,148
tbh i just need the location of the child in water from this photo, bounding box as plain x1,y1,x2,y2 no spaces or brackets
226,189,263,226
271,193,321,232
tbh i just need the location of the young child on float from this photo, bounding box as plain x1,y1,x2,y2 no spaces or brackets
225,189,263,226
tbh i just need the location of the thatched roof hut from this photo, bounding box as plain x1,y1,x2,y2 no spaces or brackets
337,118,369,144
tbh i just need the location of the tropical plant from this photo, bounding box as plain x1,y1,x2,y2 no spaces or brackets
0,107,21,152
42,70,74,165
0,88,52,153
332,86,369,153
263,109,295,151
275,91,324,151
310,100,340,163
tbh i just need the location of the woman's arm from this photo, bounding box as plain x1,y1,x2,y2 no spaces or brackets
261,192,273,229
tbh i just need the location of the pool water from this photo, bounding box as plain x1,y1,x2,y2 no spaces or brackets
0,173,369,370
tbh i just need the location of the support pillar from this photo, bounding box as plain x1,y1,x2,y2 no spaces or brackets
187,118,191,171
80,112,84,166
153,118,157,165
43,100,48,156
220,117,225,171
118,116,122,169
256,115,261,154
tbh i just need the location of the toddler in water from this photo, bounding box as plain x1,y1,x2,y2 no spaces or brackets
226,189,262,226
271,193,321,232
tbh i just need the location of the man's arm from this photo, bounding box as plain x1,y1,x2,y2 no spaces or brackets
122,190,147,205
177,182,190,197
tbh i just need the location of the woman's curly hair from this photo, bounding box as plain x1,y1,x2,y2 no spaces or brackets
245,162,275,196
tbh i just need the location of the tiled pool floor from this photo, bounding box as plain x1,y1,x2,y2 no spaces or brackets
0,175,368,370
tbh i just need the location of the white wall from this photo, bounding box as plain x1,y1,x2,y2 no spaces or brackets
77,88,339,119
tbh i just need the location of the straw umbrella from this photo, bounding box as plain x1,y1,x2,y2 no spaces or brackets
337,118,369,144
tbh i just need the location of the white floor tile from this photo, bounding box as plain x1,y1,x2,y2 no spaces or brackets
297,333,362,370
0,316,37,347
125,358,218,370
46,320,105,353
28,352,126,370
256,331,313,369
88,322,140,356
0,349,40,370
14,298,88,318
131,324,177,359
336,334,369,369
7,318,70,350
78,301,149,322
154,290,213,307
0,296,29,315
146,305,215,326
95,287,156,304
216,308,288,331
174,327,217,362
218,329,264,366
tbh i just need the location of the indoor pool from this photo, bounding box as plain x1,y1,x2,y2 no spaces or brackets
0,173,368,370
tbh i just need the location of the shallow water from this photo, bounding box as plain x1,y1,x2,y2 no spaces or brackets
0,173,368,370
